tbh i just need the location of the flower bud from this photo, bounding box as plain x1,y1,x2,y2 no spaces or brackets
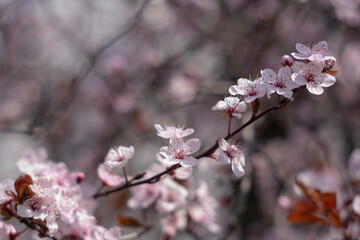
281,55,293,67
76,172,85,184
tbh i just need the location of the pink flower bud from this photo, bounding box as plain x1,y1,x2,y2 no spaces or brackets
281,55,294,67
76,172,85,184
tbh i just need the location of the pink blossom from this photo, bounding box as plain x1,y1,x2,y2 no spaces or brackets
104,146,134,169
0,222,16,240
229,77,267,103
161,209,187,240
17,176,61,236
291,61,336,95
353,195,360,215
159,138,201,167
216,138,245,177
211,96,247,119
86,226,122,240
157,153,193,180
154,124,194,139
97,164,124,187
291,41,335,62
17,148,84,188
0,180,15,206
261,66,299,98
156,179,188,213
348,148,360,180
188,181,221,233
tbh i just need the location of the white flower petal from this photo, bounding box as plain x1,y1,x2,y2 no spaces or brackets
181,156,198,167
231,158,245,177
307,83,324,95
216,151,230,165
321,73,336,87
185,138,201,155
261,68,277,83
211,100,227,111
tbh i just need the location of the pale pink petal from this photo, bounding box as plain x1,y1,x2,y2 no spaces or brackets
267,86,277,99
170,138,184,150
218,138,229,151
321,73,336,87
312,41,328,55
353,195,360,215
225,97,240,107
181,156,198,167
216,151,230,165
211,100,227,111
261,68,277,83
185,138,201,155
174,167,193,179
295,43,311,56
307,83,324,95
231,158,245,177
236,101,247,112
229,85,242,95
291,61,306,73
97,164,124,187
292,73,307,86
278,66,292,80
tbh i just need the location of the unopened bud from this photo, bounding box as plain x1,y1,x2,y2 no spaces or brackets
281,55,293,67
323,58,336,72
76,172,85,184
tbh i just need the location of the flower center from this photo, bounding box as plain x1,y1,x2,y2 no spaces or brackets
274,80,286,88
305,74,315,83
225,145,237,159
175,151,185,160
247,87,257,96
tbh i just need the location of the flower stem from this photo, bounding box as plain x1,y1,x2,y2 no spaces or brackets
123,167,129,184
227,116,232,135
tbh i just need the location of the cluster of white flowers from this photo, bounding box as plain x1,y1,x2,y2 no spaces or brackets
0,149,122,240
211,41,337,178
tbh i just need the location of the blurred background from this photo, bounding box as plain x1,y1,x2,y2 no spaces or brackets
0,0,359,239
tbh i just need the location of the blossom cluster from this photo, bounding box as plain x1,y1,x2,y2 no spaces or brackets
0,149,122,240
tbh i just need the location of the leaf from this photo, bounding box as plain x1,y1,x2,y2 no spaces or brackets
287,212,327,225
326,70,338,76
14,174,34,203
117,215,144,227
327,210,342,228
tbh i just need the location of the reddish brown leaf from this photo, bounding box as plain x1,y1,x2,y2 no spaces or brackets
321,192,337,210
117,215,144,227
287,212,327,225
292,199,317,213
327,210,342,228
14,174,34,203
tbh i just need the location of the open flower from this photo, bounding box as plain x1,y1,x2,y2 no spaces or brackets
156,179,188,213
212,96,247,119
291,61,336,95
159,138,201,167
154,124,194,139
216,138,245,177
188,181,221,233
229,77,267,103
291,41,335,62
97,164,124,187
157,153,193,180
0,222,16,240
104,146,134,169
261,66,298,98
